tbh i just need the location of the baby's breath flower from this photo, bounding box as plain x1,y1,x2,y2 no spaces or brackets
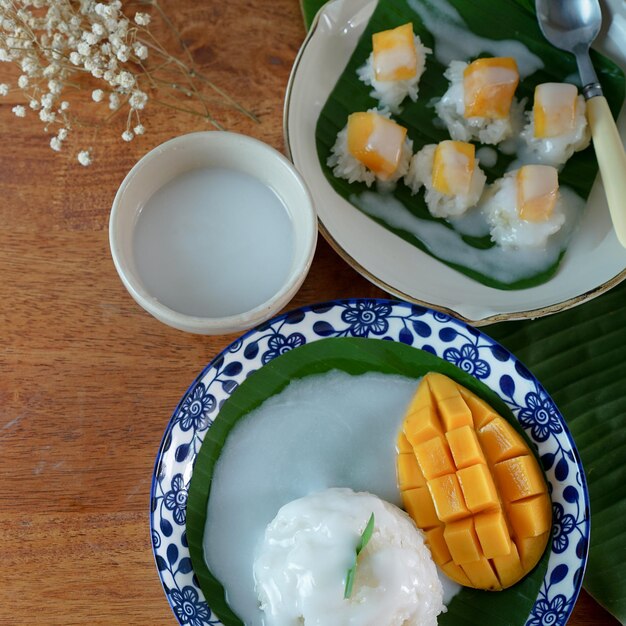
108,92,120,110
116,70,134,90
77,150,92,166
40,93,55,108
121,129,134,142
50,136,62,151
48,79,61,94
133,123,145,135
60,101,69,111
129,90,147,110
17,75,29,88
92,88,104,102
133,42,148,60
57,128,68,141
39,109,55,123
0,83,9,96
29,99,40,110
69,51,82,65
134,12,151,26
12,105,26,117
115,45,130,63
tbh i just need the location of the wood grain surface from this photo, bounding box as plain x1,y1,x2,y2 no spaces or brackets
0,1,619,624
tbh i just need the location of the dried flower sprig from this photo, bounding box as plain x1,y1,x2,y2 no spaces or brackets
0,0,257,165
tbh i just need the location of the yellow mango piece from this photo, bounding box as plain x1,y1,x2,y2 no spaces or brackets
398,374,551,591
474,510,511,558
441,561,473,587
458,386,499,429
372,23,418,81
414,436,456,480
457,463,499,513
397,452,426,490
404,405,443,447
438,395,474,431
446,425,486,469
534,82,578,138
517,164,559,223
494,455,547,502
444,517,481,564
428,473,470,522
516,532,550,572
432,140,475,196
463,57,519,119
479,416,529,463
492,541,525,589
461,556,502,591
508,493,552,538
426,526,452,565
347,112,407,178
396,431,413,453
402,487,440,529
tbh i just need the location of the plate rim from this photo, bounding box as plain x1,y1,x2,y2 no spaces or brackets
282,0,626,326
150,297,590,626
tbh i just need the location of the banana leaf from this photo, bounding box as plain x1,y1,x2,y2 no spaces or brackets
186,337,549,626
313,0,624,289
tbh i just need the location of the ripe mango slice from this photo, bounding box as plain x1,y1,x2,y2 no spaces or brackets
397,373,551,590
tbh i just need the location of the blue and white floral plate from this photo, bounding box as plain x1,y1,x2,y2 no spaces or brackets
150,299,589,626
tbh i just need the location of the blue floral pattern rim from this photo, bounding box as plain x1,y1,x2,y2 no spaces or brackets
150,299,589,626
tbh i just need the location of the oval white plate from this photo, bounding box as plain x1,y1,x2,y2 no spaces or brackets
284,0,626,325
150,300,589,626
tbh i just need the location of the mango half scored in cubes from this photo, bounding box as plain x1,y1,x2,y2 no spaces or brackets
397,373,551,590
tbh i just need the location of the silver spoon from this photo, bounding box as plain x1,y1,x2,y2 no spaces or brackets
536,0,626,248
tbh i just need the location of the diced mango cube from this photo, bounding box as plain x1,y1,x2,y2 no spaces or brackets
516,532,550,572
508,493,552,538
458,387,498,429
413,436,455,480
461,555,502,591
347,112,407,178
463,57,519,119
432,140,475,196
444,518,481,564
474,510,511,558
396,431,413,453
402,487,440,529
534,82,578,138
438,395,474,431
397,452,426,490
404,405,443,447
428,474,470,522
441,561,472,586
446,425,486,469
405,378,433,415
426,526,452,565
457,463,499,513
372,23,418,82
494,455,547,502
517,164,559,223
478,417,529,463
426,372,459,402
492,541,525,589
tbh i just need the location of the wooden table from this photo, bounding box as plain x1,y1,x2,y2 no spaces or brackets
0,1,619,623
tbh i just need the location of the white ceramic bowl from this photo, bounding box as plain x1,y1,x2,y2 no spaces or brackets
109,132,317,334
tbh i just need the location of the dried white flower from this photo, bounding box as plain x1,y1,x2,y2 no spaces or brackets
29,99,40,110
133,124,145,135
133,42,148,60
39,109,55,123
92,89,104,102
40,93,55,108
108,92,120,110
60,101,69,111
17,75,29,88
48,79,62,94
115,45,130,63
57,128,68,140
77,150,92,166
121,130,134,142
50,136,62,151
129,90,147,110
134,12,151,26
0,83,9,96
12,105,26,117
116,70,134,90
69,51,82,65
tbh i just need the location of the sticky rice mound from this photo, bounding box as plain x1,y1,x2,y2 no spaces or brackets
435,61,524,146
357,36,431,114
405,144,487,218
254,488,445,626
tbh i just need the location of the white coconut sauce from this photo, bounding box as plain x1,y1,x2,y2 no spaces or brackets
352,188,584,284
476,146,498,168
203,371,461,625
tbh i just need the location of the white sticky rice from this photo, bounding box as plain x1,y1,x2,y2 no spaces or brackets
357,35,431,113
254,488,445,626
327,109,413,187
520,95,590,167
435,60,524,145
481,170,566,248
405,144,487,218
